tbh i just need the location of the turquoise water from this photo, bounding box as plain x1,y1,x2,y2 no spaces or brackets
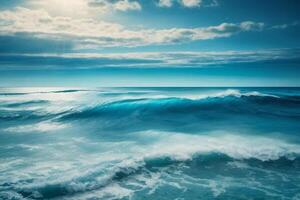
0,87,300,200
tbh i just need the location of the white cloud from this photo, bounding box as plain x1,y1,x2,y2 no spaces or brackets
114,0,142,11
88,0,141,12
0,7,264,50
181,0,202,7
26,0,141,17
157,0,217,8
240,21,264,31
157,0,174,7
27,0,91,17
270,21,299,30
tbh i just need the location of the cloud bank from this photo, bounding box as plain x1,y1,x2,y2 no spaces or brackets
0,7,264,52
1,49,299,70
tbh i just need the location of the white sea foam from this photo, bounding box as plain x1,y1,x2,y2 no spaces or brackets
58,183,133,200
182,89,279,100
5,121,68,133
140,131,299,161
0,191,25,200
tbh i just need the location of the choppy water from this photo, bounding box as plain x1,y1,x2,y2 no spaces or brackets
0,87,300,200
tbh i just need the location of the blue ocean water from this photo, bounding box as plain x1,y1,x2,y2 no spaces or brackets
0,87,299,200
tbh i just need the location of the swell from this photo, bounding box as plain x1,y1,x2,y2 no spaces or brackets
61,93,300,121
1,100,49,108
0,100,65,122
49,89,90,93
2,90,300,122
2,91,299,131
0,92,29,96
0,89,89,96
0,109,67,122
2,153,299,199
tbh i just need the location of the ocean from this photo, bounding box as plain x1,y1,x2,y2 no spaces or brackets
0,87,299,200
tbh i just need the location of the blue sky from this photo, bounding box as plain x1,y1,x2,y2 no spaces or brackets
0,0,299,86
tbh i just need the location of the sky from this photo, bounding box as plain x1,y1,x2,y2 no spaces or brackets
0,0,299,87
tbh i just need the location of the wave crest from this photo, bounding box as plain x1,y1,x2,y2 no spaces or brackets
61,89,300,122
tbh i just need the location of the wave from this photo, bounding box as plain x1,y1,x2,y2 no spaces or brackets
196,89,280,99
0,92,29,96
1,88,300,199
99,91,151,97
2,132,299,199
2,152,299,200
1,100,49,108
0,89,90,97
3,154,299,199
49,89,91,94
61,90,300,121
0,109,66,122
2,89,299,131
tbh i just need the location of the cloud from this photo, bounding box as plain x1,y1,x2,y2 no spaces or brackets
158,0,173,7
1,49,299,70
27,0,141,16
88,0,141,11
181,0,202,7
0,7,264,52
157,0,218,8
27,0,90,17
270,21,300,30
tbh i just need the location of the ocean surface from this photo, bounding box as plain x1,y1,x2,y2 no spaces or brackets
0,87,300,200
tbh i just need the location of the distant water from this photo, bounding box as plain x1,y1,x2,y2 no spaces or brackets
0,87,300,200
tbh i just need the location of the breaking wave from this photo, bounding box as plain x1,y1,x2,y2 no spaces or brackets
1,151,299,200
61,90,300,121
1,130,300,199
